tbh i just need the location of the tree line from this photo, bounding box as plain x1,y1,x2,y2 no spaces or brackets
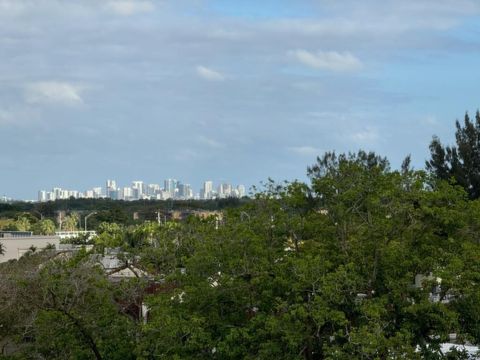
0,197,247,231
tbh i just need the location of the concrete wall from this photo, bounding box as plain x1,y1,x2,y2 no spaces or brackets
0,236,60,262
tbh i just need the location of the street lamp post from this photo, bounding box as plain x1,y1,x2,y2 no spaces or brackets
31,210,43,220
84,212,97,231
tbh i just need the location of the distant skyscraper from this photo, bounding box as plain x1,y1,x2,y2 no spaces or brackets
53,187,62,200
106,179,117,198
164,179,177,199
93,187,102,199
202,180,213,199
132,181,144,200
122,187,134,200
38,190,47,202
177,182,185,198
177,183,193,199
109,189,119,200
185,184,193,199
218,183,233,198
147,184,160,197
237,185,246,198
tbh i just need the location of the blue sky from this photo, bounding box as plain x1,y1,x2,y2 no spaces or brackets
2,0,480,199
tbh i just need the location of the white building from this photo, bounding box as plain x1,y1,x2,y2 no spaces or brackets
106,180,117,198
218,183,233,198
122,187,134,200
147,184,160,198
237,185,246,198
92,187,102,198
202,181,213,199
38,190,47,202
132,181,144,200
164,179,177,199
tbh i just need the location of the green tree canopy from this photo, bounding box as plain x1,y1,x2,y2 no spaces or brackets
2,151,480,359
427,111,480,199
32,219,56,235
62,213,80,231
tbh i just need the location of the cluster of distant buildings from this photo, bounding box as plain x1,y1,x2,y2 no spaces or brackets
38,179,246,202
1,195,12,203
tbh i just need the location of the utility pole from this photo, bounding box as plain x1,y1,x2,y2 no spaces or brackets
84,211,97,231
58,212,63,231
31,210,43,220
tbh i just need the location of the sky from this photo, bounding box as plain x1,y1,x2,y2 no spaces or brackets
2,0,480,199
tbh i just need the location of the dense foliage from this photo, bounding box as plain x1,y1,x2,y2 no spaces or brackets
427,111,480,199
3,113,480,358
2,149,480,359
0,198,247,228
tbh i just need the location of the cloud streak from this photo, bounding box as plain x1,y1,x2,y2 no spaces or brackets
104,1,155,16
350,127,379,144
290,50,363,72
288,146,323,156
196,66,225,81
25,82,84,106
198,135,225,149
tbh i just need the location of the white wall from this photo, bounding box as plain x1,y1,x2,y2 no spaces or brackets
0,236,60,262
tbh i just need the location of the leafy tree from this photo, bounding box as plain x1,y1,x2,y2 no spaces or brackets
3,215,32,232
93,208,129,227
32,218,56,235
0,251,137,359
3,150,480,359
62,213,80,231
138,151,480,359
307,150,389,179
0,218,15,230
94,222,125,249
427,111,480,199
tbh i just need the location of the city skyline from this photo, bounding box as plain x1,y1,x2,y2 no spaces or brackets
36,178,247,203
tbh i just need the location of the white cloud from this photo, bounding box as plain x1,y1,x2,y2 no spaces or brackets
105,1,154,16
25,81,84,105
350,127,379,144
196,66,225,81
270,17,452,39
198,135,225,148
288,146,322,156
422,115,439,125
290,49,363,72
